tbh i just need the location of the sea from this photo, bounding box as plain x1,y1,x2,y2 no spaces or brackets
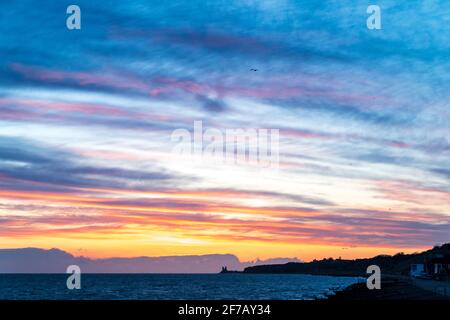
0,274,361,300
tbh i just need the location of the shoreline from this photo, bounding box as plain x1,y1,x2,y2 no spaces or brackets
327,276,449,300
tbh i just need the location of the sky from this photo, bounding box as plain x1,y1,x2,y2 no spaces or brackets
0,1,449,262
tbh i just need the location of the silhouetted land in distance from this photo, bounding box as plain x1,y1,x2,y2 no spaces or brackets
222,244,450,277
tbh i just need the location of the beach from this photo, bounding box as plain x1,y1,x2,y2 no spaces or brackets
328,276,450,300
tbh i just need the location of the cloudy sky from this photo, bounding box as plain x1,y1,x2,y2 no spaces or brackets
0,0,449,261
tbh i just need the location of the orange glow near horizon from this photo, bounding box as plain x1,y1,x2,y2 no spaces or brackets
0,236,429,262
0,183,442,262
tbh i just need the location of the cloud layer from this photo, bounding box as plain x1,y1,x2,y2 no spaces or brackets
0,0,449,260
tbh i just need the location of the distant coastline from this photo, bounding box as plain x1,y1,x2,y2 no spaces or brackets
0,248,300,273
219,244,450,300
221,244,450,279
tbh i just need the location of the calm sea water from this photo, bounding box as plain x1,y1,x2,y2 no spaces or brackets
0,274,360,300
